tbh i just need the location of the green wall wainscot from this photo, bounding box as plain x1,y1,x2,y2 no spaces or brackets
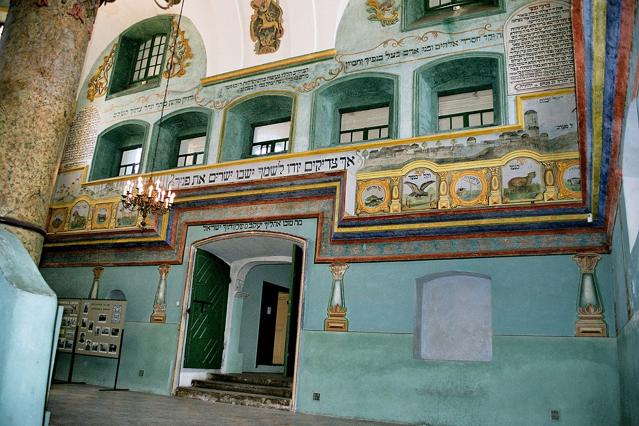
296,332,620,426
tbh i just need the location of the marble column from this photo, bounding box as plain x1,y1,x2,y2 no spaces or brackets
0,0,102,262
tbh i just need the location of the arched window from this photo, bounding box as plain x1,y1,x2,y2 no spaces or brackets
219,93,295,162
311,74,397,150
108,16,172,98
414,54,505,136
147,108,212,172
402,0,503,31
90,121,149,181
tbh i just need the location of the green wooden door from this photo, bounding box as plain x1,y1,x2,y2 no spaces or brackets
183,250,230,369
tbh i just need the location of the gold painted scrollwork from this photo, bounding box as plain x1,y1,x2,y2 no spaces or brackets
250,0,284,55
366,0,399,27
87,43,117,102
163,18,193,79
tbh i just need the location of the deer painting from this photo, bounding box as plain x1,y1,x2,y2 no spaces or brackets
507,172,536,192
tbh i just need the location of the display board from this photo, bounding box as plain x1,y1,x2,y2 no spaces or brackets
57,299,82,353
57,299,127,359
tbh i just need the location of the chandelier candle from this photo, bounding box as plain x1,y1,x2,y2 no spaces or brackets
121,178,175,229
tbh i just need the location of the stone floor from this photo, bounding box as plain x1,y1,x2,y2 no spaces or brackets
47,384,398,426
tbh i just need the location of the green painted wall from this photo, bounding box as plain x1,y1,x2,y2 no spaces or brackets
611,192,639,425
302,253,617,337
41,264,184,395
239,263,292,372
296,332,619,425
40,220,623,425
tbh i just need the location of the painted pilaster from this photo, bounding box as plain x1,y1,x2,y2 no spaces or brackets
574,253,607,337
324,262,349,332
88,266,103,299
150,265,170,323
222,276,249,373
0,0,101,262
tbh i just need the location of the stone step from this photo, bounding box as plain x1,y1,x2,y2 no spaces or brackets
176,386,291,411
191,379,292,398
206,373,292,388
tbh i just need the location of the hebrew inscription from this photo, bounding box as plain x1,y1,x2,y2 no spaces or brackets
505,0,575,94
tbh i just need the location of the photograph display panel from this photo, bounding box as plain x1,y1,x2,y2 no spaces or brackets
74,300,128,359
57,299,82,353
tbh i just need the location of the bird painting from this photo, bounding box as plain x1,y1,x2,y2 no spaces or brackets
405,180,435,198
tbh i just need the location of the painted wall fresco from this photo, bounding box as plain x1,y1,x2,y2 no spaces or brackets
46,0,585,254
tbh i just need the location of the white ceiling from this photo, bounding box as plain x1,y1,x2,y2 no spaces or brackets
200,234,297,264
82,0,349,85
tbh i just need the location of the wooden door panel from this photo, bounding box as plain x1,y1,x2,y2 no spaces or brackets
184,250,229,369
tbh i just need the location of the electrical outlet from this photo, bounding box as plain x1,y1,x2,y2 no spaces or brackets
550,410,559,421
138,369,145,377
312,392,320,401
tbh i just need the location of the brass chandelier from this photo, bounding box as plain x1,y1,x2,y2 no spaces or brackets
121,178,175,229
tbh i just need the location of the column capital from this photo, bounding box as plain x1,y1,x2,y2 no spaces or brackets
573,253,601,273
329,262,349,280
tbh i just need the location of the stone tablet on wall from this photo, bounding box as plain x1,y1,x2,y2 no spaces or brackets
504,0,575,94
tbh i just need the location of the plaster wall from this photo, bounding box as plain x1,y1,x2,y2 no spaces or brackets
81,0,349,85
611,194,639,425
0,231,58,426
40,219,621,425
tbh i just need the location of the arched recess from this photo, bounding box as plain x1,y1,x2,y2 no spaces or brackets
174,231,307,410
310,72,398,150
219,92,296,162
146,107,212,172
89,120,149,181
107,15,173,98
414,271,492,362
414,53,506,136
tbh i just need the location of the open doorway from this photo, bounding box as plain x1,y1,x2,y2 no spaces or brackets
175,232,305,410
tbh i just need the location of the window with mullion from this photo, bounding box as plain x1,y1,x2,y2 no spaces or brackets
339,105,390,144
425,0,493,11
437,88,494,131
118,146,142,176
131,34,167,84
176,136,206,168
251,121,291,157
